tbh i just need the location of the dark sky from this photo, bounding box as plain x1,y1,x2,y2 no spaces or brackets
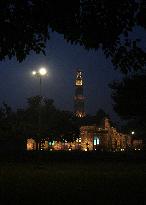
0,32,124,122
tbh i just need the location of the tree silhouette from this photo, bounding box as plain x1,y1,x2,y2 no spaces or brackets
0,96,80,151
110,74,146,139
0,1,146,72
20,96,79,149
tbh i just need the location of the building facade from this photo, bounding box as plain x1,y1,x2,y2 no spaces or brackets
26,118,143,151
80,118,132,152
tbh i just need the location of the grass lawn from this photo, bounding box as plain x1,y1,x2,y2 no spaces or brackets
0,152,146,205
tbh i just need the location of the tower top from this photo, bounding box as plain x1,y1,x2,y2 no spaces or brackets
75,70,83,86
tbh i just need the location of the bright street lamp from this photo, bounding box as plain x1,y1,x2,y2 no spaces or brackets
39,67,47,76
32,67,47,96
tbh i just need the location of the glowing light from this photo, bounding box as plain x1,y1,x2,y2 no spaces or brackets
84,148,87,151
32,70,37,75
76,80,82,86
39,67,47,76
131,131,135,135
69,148,71,151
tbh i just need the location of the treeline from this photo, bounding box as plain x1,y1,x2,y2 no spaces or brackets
0,96,110,152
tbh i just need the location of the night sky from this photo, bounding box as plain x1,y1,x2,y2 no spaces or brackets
0,32,125,122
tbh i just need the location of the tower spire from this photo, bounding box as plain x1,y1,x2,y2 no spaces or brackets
74,69,86,117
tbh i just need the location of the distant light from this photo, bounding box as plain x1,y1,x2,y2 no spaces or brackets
138,148,141,151
69,148,71,151
94,149,96,151
39,67,47,76
84,148,87,151
135,148,137,151
131,131,135,135
32,70,37,75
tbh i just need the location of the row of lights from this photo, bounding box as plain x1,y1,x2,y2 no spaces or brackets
32,67,47,76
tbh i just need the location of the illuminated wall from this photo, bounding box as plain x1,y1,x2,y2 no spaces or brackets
80,118,133,151
26,118,140,152
80,126,96,151
27,138,36,150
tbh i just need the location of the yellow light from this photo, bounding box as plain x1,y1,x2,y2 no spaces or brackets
76,80,82,86
84,148,87,151
32,70,37,75
39,67,47,76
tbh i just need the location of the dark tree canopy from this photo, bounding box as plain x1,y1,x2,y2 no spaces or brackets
0,96,80,151
0,0,146,72
110,74,146,138
110,75,146,120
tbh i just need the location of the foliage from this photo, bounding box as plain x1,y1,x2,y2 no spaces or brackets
0,102,14,140
110,74,146,139
0,1,146,72
0,96,80,149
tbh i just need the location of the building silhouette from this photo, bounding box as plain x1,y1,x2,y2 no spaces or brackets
74,70,86,117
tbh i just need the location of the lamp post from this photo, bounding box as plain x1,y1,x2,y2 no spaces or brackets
32,67,47,150
32,67,47,97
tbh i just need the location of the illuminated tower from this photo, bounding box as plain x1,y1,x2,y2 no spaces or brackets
74,70,86,117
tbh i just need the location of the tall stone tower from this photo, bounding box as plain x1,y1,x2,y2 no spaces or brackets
74,70,86,117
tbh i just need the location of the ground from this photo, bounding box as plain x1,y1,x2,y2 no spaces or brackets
0,152,146,205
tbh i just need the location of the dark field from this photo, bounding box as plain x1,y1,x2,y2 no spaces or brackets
0,152,146,205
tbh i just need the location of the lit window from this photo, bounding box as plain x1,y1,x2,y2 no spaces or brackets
76,80,82,85
94,136,100,145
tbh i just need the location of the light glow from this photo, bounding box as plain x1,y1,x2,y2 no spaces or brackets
39,67,47,76
32,70,37,75
131,131,135,135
